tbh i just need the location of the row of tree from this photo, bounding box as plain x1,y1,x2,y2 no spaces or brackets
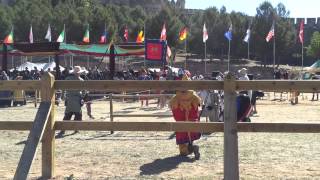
1,0,319,65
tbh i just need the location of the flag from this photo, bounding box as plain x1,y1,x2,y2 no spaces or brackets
100,30,107,44
224,24,232,41
124,26,129,42
243,28,251,43
57,27,65,43
203,23,208,43
4,27,14,44
179,27,187,41
299,20,304,44
45,24,51,42
166,45,172,62
136,30,144,43
83,25,90,43
160,23,166,41
266,23,275,42
29,25,33,43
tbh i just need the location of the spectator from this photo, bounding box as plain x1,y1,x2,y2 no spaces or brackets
138,68,152,107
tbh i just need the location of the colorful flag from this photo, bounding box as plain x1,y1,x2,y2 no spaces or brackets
136,30,144,43
266,23,275,42
4,27,14,44
100,29,107,44
45,24,52,42
166,45,172,62
203,23,208,43
57,27,65,43
179,27,187,41
243,28,251,43
160,23,166,41
124,26,129,42
224,24,232,41
299,20,304,44
29,25,33,43
83,25,90,43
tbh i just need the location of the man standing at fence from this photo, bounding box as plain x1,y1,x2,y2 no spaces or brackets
169,75,201,160
57,66,84,137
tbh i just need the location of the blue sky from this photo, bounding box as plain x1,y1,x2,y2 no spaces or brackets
185,0,320,18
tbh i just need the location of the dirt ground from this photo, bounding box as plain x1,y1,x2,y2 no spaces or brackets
1,92,320,179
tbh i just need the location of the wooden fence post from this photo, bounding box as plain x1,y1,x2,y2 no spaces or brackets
110,94,114,134
223,73,239,180
41,72,56,178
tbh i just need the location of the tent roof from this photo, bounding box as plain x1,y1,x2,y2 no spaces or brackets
310,60,320,69
1,42,145,57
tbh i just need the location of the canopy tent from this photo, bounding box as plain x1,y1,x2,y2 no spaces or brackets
1,42,145,79
59,43,144,57
42,61,65,72
10,62,65,72
305,60,320,73
10,62,45,72
1,43,145,57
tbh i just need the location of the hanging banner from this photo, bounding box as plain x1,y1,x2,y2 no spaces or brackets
145,39,167,62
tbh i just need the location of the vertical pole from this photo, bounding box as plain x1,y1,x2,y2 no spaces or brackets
301,41,304,72
109,44,115,80
55,54,60,80
223,73,239,180
204,42,207,74
273,25,276,73
247,41,250,60
41,72,56,178
184,38,187,69
2,43,8,72
228,40,231,72
87,55,90,68
109,94,114,134
144,22,146,67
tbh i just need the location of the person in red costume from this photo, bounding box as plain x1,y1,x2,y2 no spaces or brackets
169,75,201,160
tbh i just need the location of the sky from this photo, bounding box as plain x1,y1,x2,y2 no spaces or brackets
185,0,320,18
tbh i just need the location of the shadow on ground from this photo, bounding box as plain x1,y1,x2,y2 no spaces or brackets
140,155,195,175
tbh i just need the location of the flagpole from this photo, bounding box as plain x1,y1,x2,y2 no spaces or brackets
273,28,276,73
302,41,304,72
63,24,67,67
184,37,187,69
272,21,276,73
204,41,207,74
144,22,146,67
228,39,231,71
247,40,250,60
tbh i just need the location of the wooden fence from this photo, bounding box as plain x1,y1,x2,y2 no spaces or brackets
1,72,320,180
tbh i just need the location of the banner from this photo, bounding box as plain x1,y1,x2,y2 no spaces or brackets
145,39,167,62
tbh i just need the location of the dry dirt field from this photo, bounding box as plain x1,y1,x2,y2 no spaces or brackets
1,92,320,179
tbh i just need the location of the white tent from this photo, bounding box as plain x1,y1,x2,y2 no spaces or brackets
42,62,65,72
10,62,45,72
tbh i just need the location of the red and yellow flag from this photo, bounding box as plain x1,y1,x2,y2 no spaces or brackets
4,28,14,44
179,27,187,41
136,30,144,43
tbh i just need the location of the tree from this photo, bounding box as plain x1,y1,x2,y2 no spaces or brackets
307,31,320,59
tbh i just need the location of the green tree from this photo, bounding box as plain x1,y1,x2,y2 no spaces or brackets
307,31,320,58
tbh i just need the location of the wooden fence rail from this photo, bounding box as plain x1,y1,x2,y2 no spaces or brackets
2,121,320,133
1,72,320,180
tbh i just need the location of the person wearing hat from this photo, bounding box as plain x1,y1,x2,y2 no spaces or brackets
169,75,201,160
238,68,252,99
57,66,84,137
